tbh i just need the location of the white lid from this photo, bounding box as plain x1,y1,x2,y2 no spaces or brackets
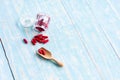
20,16,35,28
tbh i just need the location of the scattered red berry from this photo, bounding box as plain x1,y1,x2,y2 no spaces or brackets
35,27,45,32
38,49,45,55
31,38,36,45
23,38,28,44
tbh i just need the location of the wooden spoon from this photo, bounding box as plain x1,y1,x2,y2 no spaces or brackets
36,47,63,67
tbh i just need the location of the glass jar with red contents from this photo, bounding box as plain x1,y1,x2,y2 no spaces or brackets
33,14,50,32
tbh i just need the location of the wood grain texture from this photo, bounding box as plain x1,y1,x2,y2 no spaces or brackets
0,0,120,80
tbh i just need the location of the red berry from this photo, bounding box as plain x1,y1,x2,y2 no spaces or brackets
23,38,28,44
42,39,49,44
42,35,48,39
31,38,36,45
38,49,42,54
35,27,45,32
37,19,44,26
41,50,45,55
38,49,45,55
35,38,42,43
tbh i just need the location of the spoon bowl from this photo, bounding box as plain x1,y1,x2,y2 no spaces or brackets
36,47,63,67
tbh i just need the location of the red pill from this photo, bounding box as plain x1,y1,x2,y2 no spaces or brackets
37,19,44,26
42,39,49,44
42,35,48,39
35,38,42,43
31,38,36,45
23,38,28,44
35,27,45,32
41,50,45,55
38,49,45,55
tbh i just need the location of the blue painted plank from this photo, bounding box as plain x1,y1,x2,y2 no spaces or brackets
86,0,120,59
61,0,120,80
84,0,120,79
0,39,13,80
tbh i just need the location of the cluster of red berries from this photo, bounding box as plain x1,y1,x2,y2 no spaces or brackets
23,14,50,45
31,34,49,45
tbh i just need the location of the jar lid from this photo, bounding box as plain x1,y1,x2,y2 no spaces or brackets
20,16,35,28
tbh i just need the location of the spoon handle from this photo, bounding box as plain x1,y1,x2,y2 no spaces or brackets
51,58,63,67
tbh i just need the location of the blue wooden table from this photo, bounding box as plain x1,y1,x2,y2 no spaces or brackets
0,0,120,80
